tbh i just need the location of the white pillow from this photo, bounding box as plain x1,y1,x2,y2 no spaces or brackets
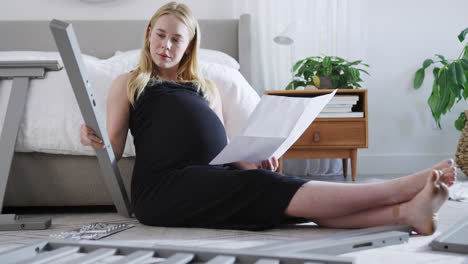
113,48,240,70
199,49,240,70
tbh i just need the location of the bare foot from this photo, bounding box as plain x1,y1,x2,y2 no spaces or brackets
401,170,449,235
436,167,457,187
432,159,457,187
432,159,454,171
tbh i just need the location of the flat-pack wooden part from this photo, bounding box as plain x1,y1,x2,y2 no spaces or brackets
0,60,61,229
0,240,354,264
49,19,131,217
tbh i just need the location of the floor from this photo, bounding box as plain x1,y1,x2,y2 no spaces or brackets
1,173,468,264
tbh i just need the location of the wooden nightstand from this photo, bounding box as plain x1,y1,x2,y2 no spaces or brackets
265,89,368,181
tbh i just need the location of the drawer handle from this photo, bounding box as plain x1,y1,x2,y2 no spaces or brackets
313,131,320,142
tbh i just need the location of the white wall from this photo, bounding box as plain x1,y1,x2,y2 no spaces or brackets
359,0,468,175
0,0,236,20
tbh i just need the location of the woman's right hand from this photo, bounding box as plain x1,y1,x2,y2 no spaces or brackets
80,124,105,149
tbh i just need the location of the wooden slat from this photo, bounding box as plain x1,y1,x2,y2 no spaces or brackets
17,246,80,264
158,253,195,264
66,248,117,264
206,255,236,264
254,259,280,264
112,250,154,264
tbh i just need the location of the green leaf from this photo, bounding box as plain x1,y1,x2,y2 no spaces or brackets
423,59,434,69
433,67,440,77
346,60,362,66
285,80,307,90
458,27,468,42
297,66,308,76
428,89,442,128
292,59,306,72
322,58,332,76
464,81,468,99
437,69,451,115
455,111,467,131
436,54,449,66
300,69,314,79
350,68,358,81
455,62,467,86
464,46,468,60
461,59,468,70
333,57,345,63
322,56,331,68
438,68,447,90
445,82,457,110
414,68,425,88
358,68,370,75
449,63,459,85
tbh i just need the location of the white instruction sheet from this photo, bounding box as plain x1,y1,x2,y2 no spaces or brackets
210,89,337,165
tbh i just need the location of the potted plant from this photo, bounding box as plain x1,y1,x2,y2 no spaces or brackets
286,55,369,90
413,27,468,131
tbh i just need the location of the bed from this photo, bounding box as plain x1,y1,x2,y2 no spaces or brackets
0,15,259,207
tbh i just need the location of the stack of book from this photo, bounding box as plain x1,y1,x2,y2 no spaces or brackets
318,95,364,118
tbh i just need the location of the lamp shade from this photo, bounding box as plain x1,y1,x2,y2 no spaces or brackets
273,21,300,45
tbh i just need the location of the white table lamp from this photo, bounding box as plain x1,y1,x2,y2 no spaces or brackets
274,21,301,89
274,21,300,45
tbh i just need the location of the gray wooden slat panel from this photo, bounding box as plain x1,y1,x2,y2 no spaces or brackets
0,68,45,78
66,248,117,264
0,61,61,71
205,255,236,264
158,253,194,264
0,77,29,211
49,19,132,217
17,246,80,264
255,259,280,264
112,250,154,264
0,241,49,264
297,231,409,255
250,224,412,252
46,240,354,264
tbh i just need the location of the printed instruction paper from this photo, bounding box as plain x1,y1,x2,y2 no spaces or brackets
210,90,337,165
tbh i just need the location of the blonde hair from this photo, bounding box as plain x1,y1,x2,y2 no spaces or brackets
127,1,215,106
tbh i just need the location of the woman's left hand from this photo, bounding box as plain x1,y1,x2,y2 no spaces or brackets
230,157,278,171
259,156,279,171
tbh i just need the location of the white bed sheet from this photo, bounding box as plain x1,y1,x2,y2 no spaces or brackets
0,51,259,157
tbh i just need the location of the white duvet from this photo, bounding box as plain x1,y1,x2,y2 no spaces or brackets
0,51,260,157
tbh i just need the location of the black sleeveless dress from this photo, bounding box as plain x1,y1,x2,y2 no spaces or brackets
129,80,308,230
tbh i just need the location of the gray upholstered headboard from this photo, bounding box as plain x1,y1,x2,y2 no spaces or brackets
0,14,252,83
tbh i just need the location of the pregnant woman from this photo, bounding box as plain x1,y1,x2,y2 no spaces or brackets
80,1,456,234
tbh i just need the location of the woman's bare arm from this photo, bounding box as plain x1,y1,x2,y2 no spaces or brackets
106,73,131,161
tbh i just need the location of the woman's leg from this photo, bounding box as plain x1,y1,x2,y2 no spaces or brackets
312,170,449,235
285,159,455,219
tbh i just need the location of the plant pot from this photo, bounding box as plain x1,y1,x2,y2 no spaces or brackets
455,110,468,177
318,76,332,89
